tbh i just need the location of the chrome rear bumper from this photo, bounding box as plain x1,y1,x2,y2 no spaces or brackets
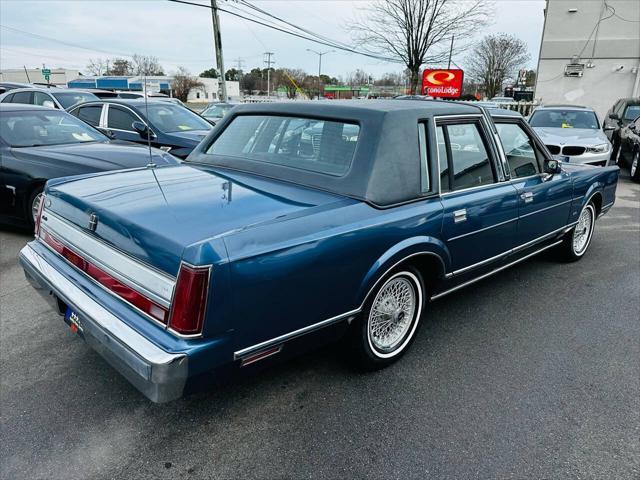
19,242,187,403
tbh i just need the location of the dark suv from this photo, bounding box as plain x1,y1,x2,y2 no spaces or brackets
603,98,640,160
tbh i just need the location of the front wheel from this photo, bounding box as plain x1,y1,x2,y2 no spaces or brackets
350,266,425,369
560,202,596,262
630,150,640,182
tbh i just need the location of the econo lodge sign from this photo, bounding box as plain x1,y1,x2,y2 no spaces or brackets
422,69,464,98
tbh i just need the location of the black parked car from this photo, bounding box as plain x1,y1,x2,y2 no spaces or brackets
603,97,640,159
0,104,179,228
68,99,213,158
617,115,640,182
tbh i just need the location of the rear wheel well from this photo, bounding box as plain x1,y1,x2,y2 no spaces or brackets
403,254,446,294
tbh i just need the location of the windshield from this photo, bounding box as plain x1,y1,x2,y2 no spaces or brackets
623,104,640,121
529,109,599,129
201,104,233,118
52,91,99,109
145,103,211,133
0,110,107,147
203,115,360,177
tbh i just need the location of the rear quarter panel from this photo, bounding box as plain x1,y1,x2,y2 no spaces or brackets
222,198,446,353
566,164,619,222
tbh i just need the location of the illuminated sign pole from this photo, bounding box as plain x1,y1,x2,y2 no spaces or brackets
422,69,464,98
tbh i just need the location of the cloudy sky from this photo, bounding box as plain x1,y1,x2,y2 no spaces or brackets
0,0,545,79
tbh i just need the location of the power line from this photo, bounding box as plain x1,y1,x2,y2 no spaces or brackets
166,0,401,63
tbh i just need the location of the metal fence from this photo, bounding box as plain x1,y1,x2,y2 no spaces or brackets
493,101,538,117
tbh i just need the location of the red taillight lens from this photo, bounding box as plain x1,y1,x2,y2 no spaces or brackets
40,230,169,323
168,264,210,336
34,193,45,236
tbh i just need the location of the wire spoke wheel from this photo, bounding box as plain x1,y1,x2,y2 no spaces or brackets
31,192,44,223
367,276,416,353
572,205,594,255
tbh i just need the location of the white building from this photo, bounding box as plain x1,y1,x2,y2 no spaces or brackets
535,0,640,119
187,78,240,102
0,68,80,86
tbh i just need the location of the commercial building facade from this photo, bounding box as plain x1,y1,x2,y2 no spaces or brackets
535,0,640,119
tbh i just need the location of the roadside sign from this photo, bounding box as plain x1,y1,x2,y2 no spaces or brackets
42,68,51,75
422,69,464,98
44,74,50,82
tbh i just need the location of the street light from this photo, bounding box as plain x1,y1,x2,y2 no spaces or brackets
307,49,335,100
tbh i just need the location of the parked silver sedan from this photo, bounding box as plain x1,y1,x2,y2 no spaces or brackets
528,105,612,166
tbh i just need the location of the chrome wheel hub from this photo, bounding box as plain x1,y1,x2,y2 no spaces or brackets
573,206,593,254
368,277,416,352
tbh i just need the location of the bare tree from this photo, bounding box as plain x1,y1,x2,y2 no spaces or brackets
132,54,164,76
171,67,203,102
465,33,531,99
86,58,107,76
274,68,308,99
350,0,489,93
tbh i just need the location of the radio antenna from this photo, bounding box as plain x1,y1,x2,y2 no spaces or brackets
144,74,156,168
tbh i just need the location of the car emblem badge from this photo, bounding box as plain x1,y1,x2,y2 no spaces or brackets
88,213,98,232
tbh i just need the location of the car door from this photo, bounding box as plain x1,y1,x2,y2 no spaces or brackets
495,118,572,246
436,116,519,273
105,104,145,144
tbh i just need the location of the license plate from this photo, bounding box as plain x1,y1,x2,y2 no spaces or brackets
64,306,84,336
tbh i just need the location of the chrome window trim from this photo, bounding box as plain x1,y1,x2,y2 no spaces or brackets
433,114,504,196
447,217,518,242
40,210,175,305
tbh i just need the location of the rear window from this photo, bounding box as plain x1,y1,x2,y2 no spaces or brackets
52,91,98,109
206,115,360,177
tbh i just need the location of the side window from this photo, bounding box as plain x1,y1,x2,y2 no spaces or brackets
495,122,541,179
75,105,102,126
417,123,430,193
107,106,138,131
445,122,494,191
1,93,14,103
435,125,449,193
33,91,53,106
11,91,33,104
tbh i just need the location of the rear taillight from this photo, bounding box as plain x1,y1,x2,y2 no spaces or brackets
34,193,45,236
168,264,210,336
41,230,169,323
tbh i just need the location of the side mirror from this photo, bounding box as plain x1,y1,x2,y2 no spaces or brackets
608,113,620,121
42,100,55,109
132,121,155,140
628,123,637,131
544,158,562,175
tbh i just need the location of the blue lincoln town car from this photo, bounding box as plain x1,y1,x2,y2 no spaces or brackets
20,100,619,402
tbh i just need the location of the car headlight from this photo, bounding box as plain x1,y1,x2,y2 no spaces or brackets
586,143,609,153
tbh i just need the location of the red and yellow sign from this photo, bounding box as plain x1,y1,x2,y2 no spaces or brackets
422,69,464,98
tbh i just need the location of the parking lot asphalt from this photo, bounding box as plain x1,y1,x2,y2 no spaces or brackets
1,173,638,480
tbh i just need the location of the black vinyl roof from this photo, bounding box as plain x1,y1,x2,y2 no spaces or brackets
188,100,489,206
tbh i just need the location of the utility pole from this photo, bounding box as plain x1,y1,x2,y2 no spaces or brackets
447,35,454,69
235,57,244,94
264,52,274,98
307,49,334,100
210,0,228,101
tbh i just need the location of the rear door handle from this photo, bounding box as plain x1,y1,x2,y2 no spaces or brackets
521,192,534,203
453,209,467,223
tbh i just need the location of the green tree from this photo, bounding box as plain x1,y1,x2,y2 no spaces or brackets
200,68,219,78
